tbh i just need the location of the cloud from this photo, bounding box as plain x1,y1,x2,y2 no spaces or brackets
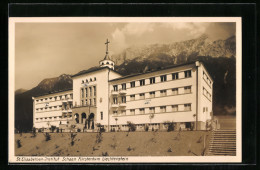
163,22,211,37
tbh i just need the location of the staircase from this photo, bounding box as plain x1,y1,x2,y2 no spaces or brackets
207,129,236,156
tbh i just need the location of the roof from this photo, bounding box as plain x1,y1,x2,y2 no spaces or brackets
109,61,198,82
33,88,73,98
71,66,122,78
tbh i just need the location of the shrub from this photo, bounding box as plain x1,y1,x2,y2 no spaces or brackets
96,131,103,143
44,132,51,141
127,146,134,151
145,125,149,132
190,122,195,131
50,125,56,133
16,140,21,148
56,128,59,133
102,152,109,156
127,121,136,132
31,127,36,138
70,133,77,146
164,121,175,132
197,136,202,143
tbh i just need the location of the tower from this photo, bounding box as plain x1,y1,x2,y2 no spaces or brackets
99,39,115,70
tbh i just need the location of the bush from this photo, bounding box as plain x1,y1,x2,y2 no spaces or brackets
70,133,77,146
50,126,56,133
96,131,103,143
102,152,109,156
145,125,149,131
164,121,175,132
31,127,36,138
127,121,136,132
44,132,51,141
56,128,60,133
16,140,22,148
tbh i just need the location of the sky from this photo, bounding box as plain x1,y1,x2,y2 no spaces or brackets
15,22,236,90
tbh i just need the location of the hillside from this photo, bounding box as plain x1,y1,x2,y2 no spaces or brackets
14,35,236,132
15,131,211,156
112,34,235,66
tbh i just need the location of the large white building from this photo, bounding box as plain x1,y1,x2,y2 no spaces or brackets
32,40,213,132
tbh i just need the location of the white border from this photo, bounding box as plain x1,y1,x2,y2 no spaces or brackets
8,17,242,163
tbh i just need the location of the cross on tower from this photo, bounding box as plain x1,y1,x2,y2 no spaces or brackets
105,39,110,53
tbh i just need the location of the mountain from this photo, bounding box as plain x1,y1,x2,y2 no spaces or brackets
112,34,236,66
15,35,236,132
15,88,27,95
15,74,72,132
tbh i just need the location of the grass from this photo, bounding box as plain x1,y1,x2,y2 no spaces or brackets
15,131,211,156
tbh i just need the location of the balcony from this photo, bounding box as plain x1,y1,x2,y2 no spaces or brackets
111,103,119,108
111,90,119,95
119,102,127,107
119,88,127,94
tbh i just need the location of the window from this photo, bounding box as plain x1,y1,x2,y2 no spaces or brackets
185,70,192,78
82,80,84,84
149,107,155,113
85,88,88,97
101,112,103,120
150,77,155,84
184,104,191,111
130,95,135,101
113,97,118,104
172,73,179,80
184,86,191,93
41,99,43,101
113,111,118,115
113,85,118,91
172,105,178,112
70,94,73,99
81,100,84,106
45,98,48,101
85,99,88,106
121,110,126,115
139,93,145,99
130,109,135,115
140,79,145,86
89,99,92,106
139,108,145,114
160,90,167,97
36,100,39,102
50,97,52,100
172,88,178,95
81,89,84,98
130,81,135,88
89,87,92,96
149,91,155,98
94,98,96,105
94,77,96,81
160,75,167,82
121,96,126,103
93,86,96,96
90,78,92,82
160,106,166,113
122,83,126,90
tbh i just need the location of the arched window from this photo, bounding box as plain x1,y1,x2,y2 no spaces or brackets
111,63,114,66
102,62,104,65
106,62,109,64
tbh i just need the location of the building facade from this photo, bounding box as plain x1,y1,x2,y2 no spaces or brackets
32,41,213,131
